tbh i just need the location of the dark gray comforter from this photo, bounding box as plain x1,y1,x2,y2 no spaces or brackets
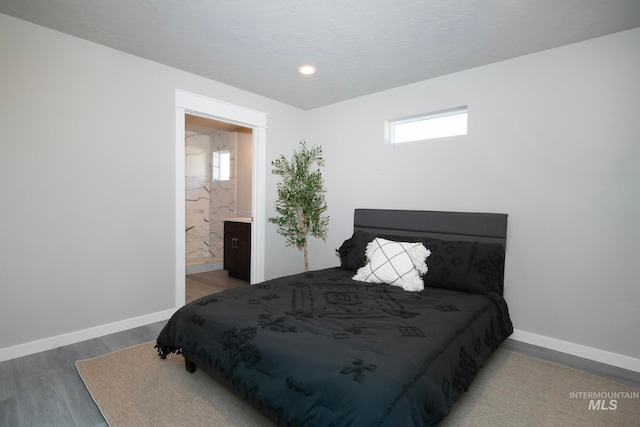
157,267,512,426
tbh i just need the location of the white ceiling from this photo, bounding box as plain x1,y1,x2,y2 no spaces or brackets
2,0,640,110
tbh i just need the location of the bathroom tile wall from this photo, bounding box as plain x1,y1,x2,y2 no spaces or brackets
184,130,236,262
209,131,236,260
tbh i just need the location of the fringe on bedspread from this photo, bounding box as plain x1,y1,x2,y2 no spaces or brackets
155,342,182,359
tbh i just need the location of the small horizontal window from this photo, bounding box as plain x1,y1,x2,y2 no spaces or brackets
386,107,468,144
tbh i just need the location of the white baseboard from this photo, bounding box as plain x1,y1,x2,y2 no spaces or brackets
186,261,224,275
511,329,640,373
0,308,176,363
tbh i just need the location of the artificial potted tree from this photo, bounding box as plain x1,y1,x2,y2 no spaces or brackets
269,141,329,271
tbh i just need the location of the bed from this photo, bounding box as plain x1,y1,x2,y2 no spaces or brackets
156,209,513,426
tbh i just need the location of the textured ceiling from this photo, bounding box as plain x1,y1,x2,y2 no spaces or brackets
2,0,640,110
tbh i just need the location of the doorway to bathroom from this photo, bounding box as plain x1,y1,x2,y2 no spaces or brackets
184,114,253,275
174,89,267,308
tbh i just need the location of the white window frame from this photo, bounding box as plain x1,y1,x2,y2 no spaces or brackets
212,149,231,182
385,106,468,144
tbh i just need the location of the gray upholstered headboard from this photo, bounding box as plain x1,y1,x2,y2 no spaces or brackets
353,209,508,247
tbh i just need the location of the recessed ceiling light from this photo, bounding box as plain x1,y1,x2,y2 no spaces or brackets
298,65,316,75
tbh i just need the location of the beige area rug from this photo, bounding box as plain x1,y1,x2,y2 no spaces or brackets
76,343,640,427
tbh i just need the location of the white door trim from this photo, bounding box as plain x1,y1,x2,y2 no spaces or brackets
175,89,267,307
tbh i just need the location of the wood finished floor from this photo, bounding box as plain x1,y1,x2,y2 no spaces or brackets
185,269,247,303
1,270,638,426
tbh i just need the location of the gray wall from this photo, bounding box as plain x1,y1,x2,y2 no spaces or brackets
0,13,304,351
303,28,640,360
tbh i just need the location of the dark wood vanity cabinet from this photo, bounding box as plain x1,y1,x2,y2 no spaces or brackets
224,221,251,281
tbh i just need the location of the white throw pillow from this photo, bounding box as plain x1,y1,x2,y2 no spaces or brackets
353,238,430,292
